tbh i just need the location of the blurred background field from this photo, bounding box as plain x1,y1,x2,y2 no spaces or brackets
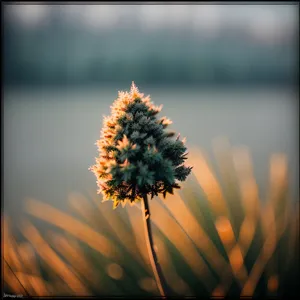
2,2,299,298
2,3,299,87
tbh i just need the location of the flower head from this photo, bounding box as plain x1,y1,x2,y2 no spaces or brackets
90,82,192,208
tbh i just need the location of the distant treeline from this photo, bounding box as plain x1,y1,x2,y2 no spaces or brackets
3,19,298,87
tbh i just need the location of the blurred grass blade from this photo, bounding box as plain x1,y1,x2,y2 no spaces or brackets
212,137,244,235
47,230,102,289
214,217,249,289
125,204,153,275
240,210,288,297
24,197,119,260
4,260,29,295
17,242,41,278
14,272,49,296
238,217,257,257
189,147,229,218
263,154,288,281
68,192,98,224
19,218,90,295
159,191,228,275
154,235,194,296
88,191,146,269
3,216,23,272
150,197,216,292
232,146,261,219
286,202,299,267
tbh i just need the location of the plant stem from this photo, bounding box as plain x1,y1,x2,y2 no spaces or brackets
142,194,168,297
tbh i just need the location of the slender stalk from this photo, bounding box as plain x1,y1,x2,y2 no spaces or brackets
141,194,169,297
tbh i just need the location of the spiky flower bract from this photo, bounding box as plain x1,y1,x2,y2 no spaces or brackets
90,82,192,208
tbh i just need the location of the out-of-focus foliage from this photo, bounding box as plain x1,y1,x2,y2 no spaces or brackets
3,5,298,87
3,141,299,297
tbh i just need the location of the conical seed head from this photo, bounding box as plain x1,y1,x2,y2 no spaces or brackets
90,82,192,208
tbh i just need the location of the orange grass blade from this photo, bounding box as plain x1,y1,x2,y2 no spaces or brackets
212,137,244,235
159,191,228,275
88,189,151,281
13,272,49,296
3,216,23,273
3,217,33,295
47,231,102,289
24,198,119,260
68,192,97,223
268,154,288,207
19,218,90,295
240,212,288,297
261,154,288,282
286,202,299,267
232,146,261,219
138,277,160,294
238,216,257,258
125,204,153,274
154,235,194,296
17,242,41,277
89,192,146,268
3,260,30,295
214,217,249,290
189,147,229,218
150,197,216,292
